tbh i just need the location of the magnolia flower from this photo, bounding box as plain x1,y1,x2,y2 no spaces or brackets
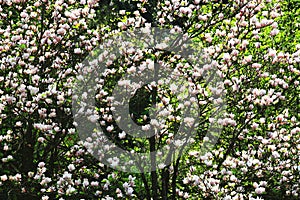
68,164,75,171
108,157,119,167
242,40,249,48
66,186,76,195
252,63,262,69
126,187,134,196
142,124,151,131
57,28,66,35
37,137,45,143
118,131,126,139
183,192,189,199
74,48,82,54
106,125,114,132
14,173,22,181
272,151,280,158
158,18,165,24
91,181,99,186
223,53,231,61
42,196,49,200
0,175,8,181
255,187,265,194
40,177,51,185
244,55,252,63
20,12,29,18
268,49,277,57
170,83,178,93
277,52,285,58
270,29,279,36
38,162,45,168
83,178,89,187
15,121,22,127
119,10,126,15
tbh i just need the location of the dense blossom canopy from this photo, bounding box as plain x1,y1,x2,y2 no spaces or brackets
0,0,299,199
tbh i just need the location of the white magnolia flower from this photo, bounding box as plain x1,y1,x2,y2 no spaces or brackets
68,164,75,171
118,131,126,139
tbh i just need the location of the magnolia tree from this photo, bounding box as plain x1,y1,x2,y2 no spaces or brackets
0,0,300,199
